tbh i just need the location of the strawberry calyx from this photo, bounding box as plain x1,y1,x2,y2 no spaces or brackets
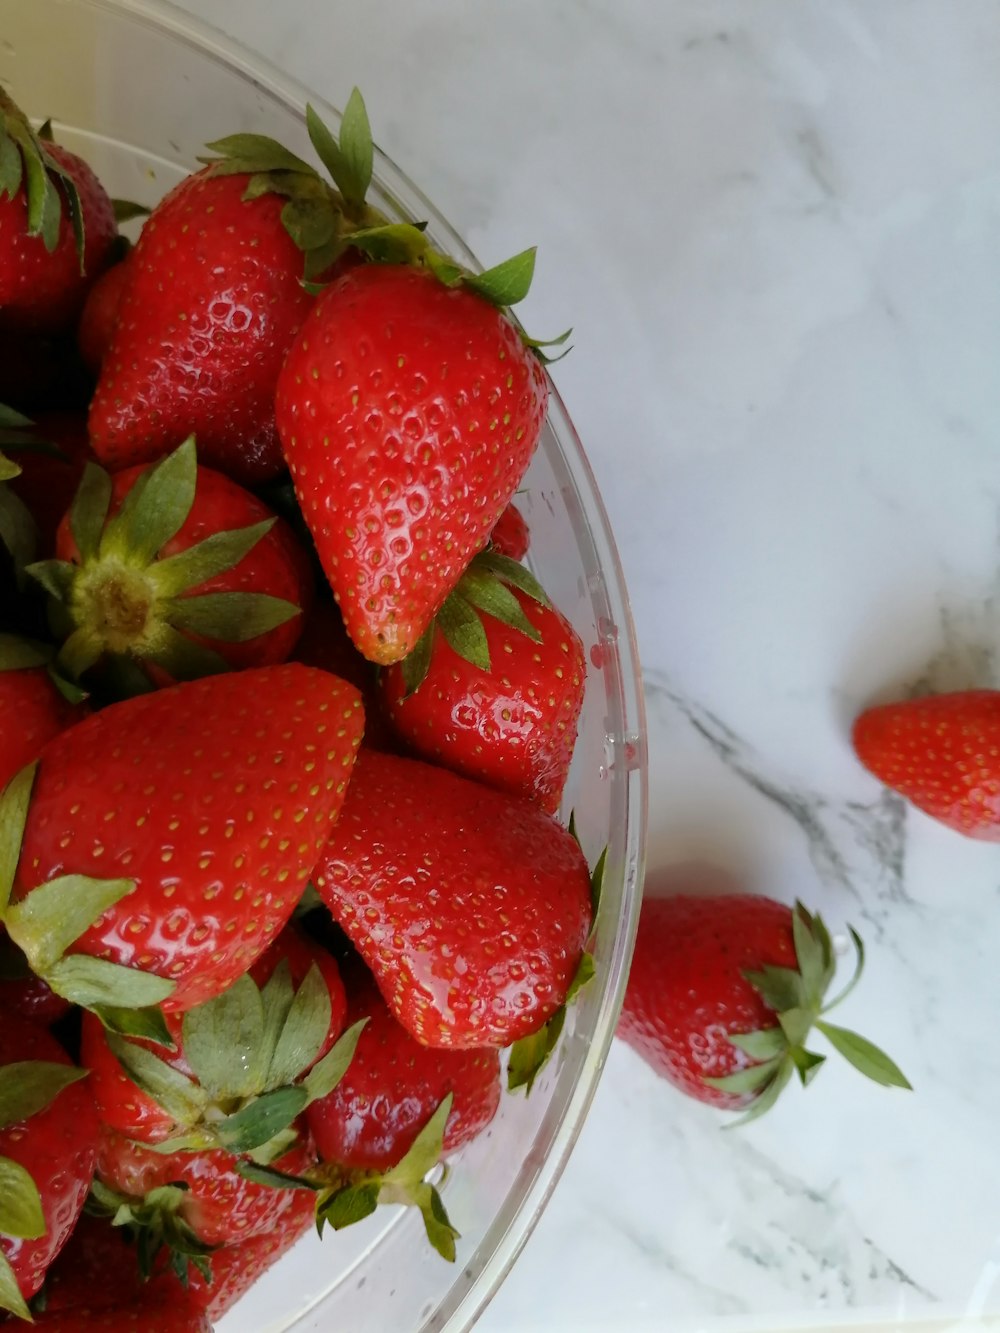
0,760,176,1022
200,89,569,352
104,966,366,1161
25,435,301,691
199,88,385,283
240,1094,460,1262
399,549,550,697
506,823,604,1095
86,1178,216,1286
0,1057,91,1319
0,87,85,265
706,902,912,1126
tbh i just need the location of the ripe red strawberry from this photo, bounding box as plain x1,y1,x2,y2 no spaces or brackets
0,638,86,790
852,690,1000,840
488,500,529,561
379,553,585,813
33,436,313,691
76,255,130,375
0,1014,100,1319
306,970,500,1171
1,662,364,1014
181,1191,315,1320
93,1126,315,1251
618,891,910,1122
0,95,117,336
86,168,318,485
275,262,549,664
79,924,350,1150
314,749,592,1048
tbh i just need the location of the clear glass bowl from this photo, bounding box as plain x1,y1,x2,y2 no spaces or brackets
1,1,648,1327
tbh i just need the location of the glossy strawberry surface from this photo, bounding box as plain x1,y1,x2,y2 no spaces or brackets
88,169,313,485
95,1126,315,1248
306,971,500,1171
275,263,549,663
618,894,798,1107
380,587,585,812
315,749,591,1048
13,663,364,1011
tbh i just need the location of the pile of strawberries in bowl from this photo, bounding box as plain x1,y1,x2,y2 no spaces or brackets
0,46,642,1331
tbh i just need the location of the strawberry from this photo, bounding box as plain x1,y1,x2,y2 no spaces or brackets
0,1014,100,1320
306,969,500,1172
618,890,911,1123
79,924,359,1160
313,748,592,1049
379,552,584,812
29,436,313,693
87,98,382,487
92,1125,315,1255
181,1192,315,1320
275,261,549,664
0,662,364,1016
852,689,1000,840
488,500,529,561
76,255,130,376
0,635,86,790
0,95,117,336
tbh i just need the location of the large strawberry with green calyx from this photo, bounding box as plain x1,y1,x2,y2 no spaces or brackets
80,940,365,1162
27,436,311,694
618,892,912,1125
0,662,364,1021
275,262,551,665
380,550,586,813
0,1014,100,1321
314,749,592,1049
86,95,377,487
0,89,118,336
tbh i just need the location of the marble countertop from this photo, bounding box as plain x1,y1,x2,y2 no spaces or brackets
173,1,1000,1328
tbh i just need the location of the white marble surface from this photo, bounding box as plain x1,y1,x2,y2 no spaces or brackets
170,1,1000,1328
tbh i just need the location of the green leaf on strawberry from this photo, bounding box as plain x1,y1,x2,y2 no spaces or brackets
0,1156,45,1239
0,1062,88,1130
0,89,89,266
102,963,366,1158
704,901,912,1127
26,435,303,691
0,761,36,915
400,549,549,696
315,1095,460,1261
506,838,604,1094
0,1249,30,1321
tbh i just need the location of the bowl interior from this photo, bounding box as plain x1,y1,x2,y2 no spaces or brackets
0,1,648,1327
